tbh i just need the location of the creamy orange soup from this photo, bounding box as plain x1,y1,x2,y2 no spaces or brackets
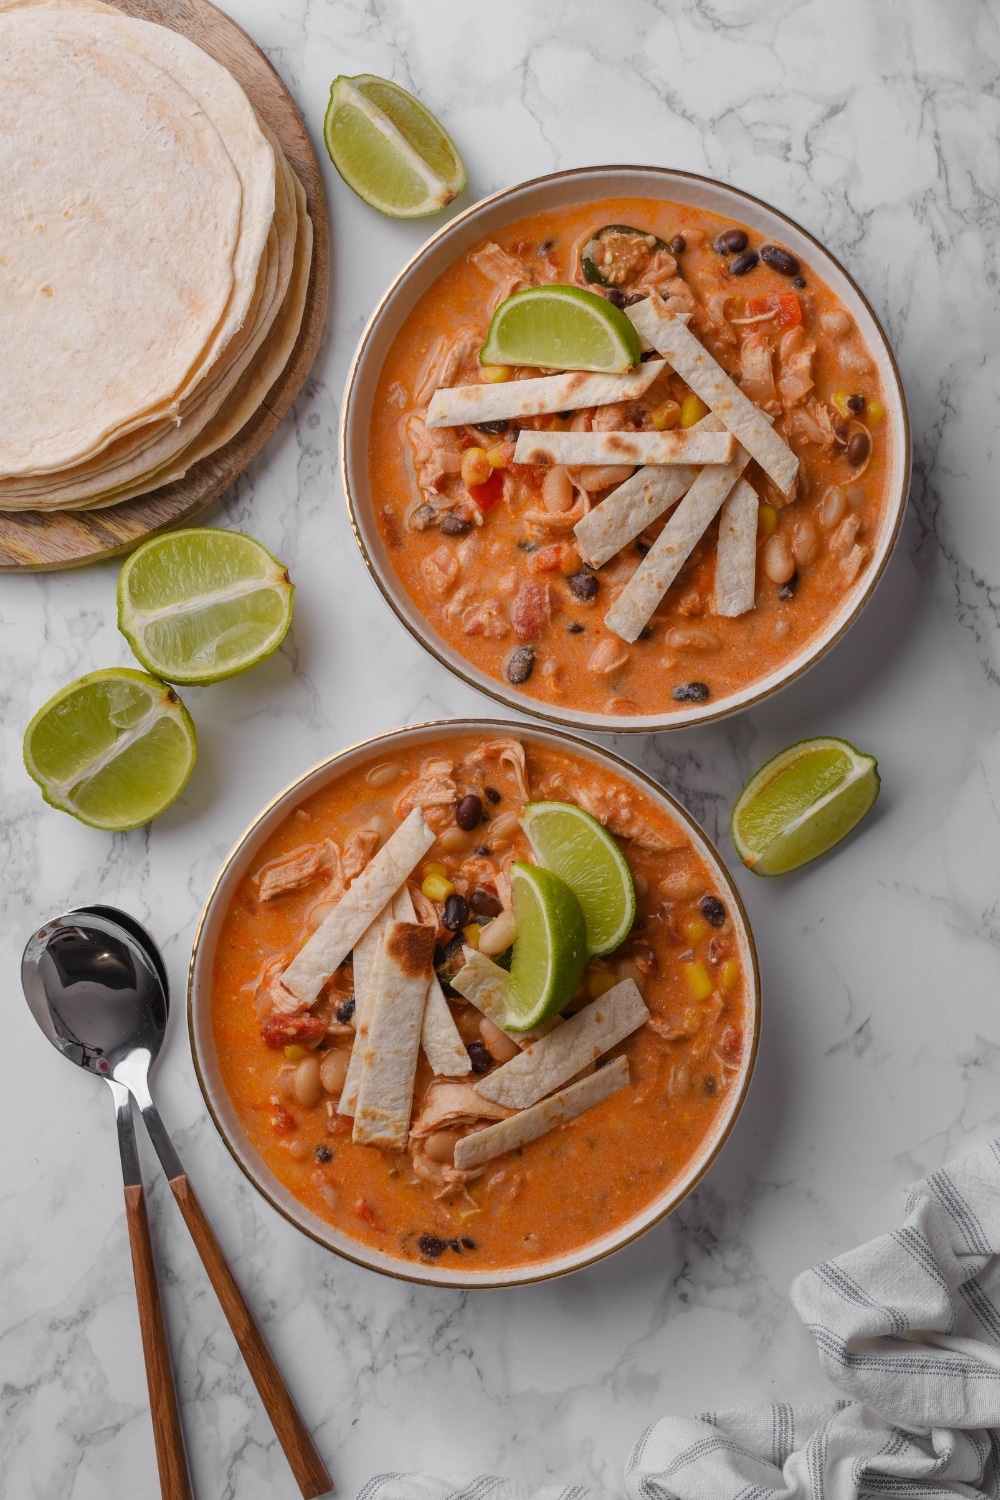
368,197,892,718
209,735,752,1274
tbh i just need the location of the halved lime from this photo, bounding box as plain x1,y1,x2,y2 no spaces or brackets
479,285,643,373
520,800,635,956
324,74,465,218
505,862,588,1031
731,736,880,876
23,669,196,830
117,529,294,685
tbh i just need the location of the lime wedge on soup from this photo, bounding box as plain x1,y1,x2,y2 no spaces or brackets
520,800,635,956
480,285,643,373
23,668,196,830
117,528,294,685
504,861,588,1031
731,736,880,876
323,74,465,218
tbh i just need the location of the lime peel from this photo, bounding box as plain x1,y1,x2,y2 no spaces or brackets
505,861,588,1031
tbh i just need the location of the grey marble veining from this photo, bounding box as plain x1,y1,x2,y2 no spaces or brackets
3,1,1000,1495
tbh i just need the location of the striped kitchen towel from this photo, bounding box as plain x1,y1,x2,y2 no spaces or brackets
361,1138,1000,1500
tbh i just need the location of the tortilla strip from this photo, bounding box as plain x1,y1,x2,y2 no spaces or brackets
604,419,751,643
472,980,647,1109
353,922,434,1149
392,885,470,1078
425,362,667,428
281,808,435,1004
714,477,759,617
338,905,390,1117
453,1056,630,1170
513,429,735,468
574,460,700,569
626,297,799,494
451,949,560,1046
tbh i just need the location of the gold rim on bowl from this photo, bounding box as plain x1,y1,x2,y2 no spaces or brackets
187,717,761,1288
340,164,911,734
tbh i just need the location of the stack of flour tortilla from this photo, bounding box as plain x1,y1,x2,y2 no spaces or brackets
0,0,312,512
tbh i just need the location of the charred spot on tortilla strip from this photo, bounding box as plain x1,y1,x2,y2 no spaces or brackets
386,921,436,977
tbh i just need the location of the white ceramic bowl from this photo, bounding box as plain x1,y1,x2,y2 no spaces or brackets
188,719,760,1287
342,165,910,733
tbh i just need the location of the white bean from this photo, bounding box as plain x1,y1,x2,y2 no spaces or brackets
571,464,634,492
819,486,847,529
763,534,795,584
846,485,866,510
480,1015,520,1063
791,517,820,567
424,1129,462,1165
666,627,720,653
366,762,401,788
320,1050,350,1096
542,466,574,513
294,1056,323,1109
479,909,516,956
439,825,476,855
820,308,852,338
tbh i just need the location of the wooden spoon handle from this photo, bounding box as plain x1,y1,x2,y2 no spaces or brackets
168,1174,332,1498
123,1183,193,1500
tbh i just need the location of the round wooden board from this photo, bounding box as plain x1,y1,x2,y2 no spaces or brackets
0,0,329,573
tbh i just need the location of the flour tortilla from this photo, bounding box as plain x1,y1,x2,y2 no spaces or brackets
714,477,759,617
605,418,751,642
574,457,701,569
392,884,470,1078
513,429,735,468
627,297,799,494
352,921,434,1150
425,362,667,428
338,905,390,1118
473,980,647,1109
281,809,435,1004
0,20,243,477
451,949,562,1046
453,1056,630,1169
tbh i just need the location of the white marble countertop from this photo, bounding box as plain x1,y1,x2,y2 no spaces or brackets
3,2,999,1495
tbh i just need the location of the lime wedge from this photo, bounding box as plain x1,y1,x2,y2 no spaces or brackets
520,800,635,956
731,736,880,876
23,669,196,830
479,285,643,373
323,74,465,218
117,528,294,685
505,862,588,1031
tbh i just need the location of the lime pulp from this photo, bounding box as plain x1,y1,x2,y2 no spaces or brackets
505,861,588,1031
323,74,465,218
520,800,635,956
479,285,643,373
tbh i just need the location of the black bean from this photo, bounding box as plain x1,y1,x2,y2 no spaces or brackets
635,540,651,556
460,1236,477,1250
669,234,686,254
449,1238,464,1252
506,644,535,684
418,1234,448,1259
700,894,727,927
778,572,799,600
456,793,483,830
442,893,470,931
846,394,866,415
604,287,627,309
474,419,509,436
335,996,356,1023
440,513,471,536
729,250,759,276
714,228,748,254
517,538,539,552
556,410,574,420
474,845,491,857
672,681,711,703
792,275,807,289
759,244,800,277
703,1076,717,1097
470,887,503,918
567,622,585,634
539,238,556,255
484,786,501,804
568,571,599,601
315,1144,333,1163
625,292,648,306
467,1041,493,1073
846,430,871,467
411,503,438,530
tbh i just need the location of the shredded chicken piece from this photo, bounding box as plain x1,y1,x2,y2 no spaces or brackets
408,1080,514,1198
523,494,590,538
738,332,780,415
840,543,869,584
648,1018,692,1043
468,241,535,312
777,325,817,408
342,827,380,882
696,287,736,347
257,841,337,902
465,738,530,803
591,402,644,433
635,250,678,291
413,325,481,407
570,782,688,853
461,599,511,638
395,758,458,820
404,413,463,500
422,545,460,598
408,883,439,927
253,956,306,1018
830,513,862,558
783,400,840,452
657,276,697,320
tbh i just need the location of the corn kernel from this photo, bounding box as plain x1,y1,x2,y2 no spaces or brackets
866,398,884,423
462,923,483,949
680,393,709,428
422,862,447,878
682,961,714,1002
422,872,455,902
685,917,710,944
487,443,511,469
461,446,492,488
587,970,618,1000
283,1044,308,1061
831,390,851,418
650,399,681,431
758,504,778,535
480,363,512,383
720,960,739,991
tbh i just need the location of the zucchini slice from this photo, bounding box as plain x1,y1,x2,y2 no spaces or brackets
580,224,667,288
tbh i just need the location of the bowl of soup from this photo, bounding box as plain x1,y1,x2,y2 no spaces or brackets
189,720,760,1286
342,166,909,731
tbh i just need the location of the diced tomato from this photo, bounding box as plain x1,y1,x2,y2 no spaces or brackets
512,578,552,639
718,1024,743,1064
527,542,578,575
260,1012,326,1049
327,1113,353,1137
744,292,802,328
354,1197,382,1230
467,467,505,514
269,1101,296,1134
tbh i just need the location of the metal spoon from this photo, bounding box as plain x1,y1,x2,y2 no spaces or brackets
22,908,332,1500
